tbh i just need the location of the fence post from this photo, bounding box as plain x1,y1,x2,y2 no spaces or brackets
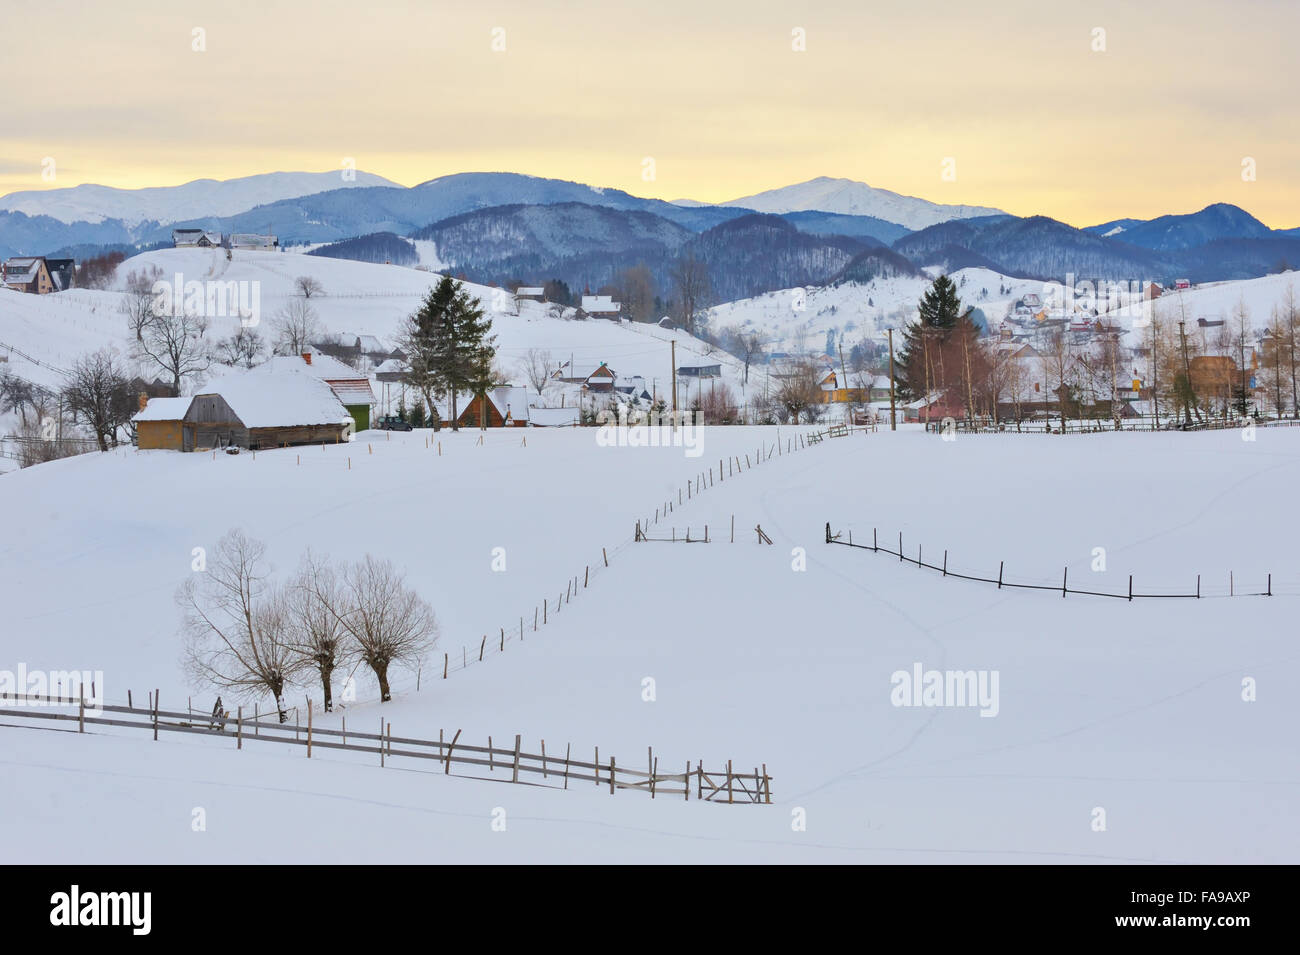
445,729,461,774
307,699,312,758
727,759,734,804
380,718,384,767
443,653,448,679
237,706,242,750
78,694,84,733
1268,573,1272,597
153,689,159,741
943,551,947,576
899,532,903,562
480,635,486,661
685,761,690,801
609,757,615,795
873,528,877,552
512,735,521,783
997,562,1004,590
1128,575,1133,601
1197,574,1200,599
1062,567,1067,598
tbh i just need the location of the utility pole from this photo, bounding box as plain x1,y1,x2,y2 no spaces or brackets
670,340,678,431
887,328,897,431
838,342,850,425
1178,319,1193,426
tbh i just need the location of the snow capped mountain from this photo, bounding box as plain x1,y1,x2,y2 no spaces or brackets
720,176,1006,230
0,170,399,226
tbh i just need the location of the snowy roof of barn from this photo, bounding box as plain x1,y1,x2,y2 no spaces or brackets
195,369,352,429
132,397,192,422
254,355,376,406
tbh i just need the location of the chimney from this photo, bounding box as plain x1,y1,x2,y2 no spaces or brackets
302,352,312,365
138,392,148,412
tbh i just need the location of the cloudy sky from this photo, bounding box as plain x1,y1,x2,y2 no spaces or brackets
2,0,1296,226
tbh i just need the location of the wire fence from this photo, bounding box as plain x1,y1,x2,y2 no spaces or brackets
0,692,771,804
825,522,1277,600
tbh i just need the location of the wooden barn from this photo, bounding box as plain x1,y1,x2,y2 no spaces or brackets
132,371,353,451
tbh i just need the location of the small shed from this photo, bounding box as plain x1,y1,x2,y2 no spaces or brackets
133,397,193,450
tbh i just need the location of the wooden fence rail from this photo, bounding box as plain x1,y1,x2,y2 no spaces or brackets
0,693,771,805
826,522,1275,600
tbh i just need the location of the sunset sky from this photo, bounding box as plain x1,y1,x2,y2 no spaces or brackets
2,0,1297,227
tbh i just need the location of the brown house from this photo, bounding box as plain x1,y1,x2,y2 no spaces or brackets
133,370,353,451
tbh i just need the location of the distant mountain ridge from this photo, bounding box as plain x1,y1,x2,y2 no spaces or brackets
0,170,398,226
718,176,1007,230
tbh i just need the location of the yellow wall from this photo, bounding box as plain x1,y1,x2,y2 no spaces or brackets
137,420,183,450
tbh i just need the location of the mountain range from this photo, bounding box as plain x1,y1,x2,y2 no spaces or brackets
1,170,1298,298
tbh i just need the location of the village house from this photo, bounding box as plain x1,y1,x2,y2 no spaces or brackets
172,229,222,248
133,370,353,451
554,360,617,393
580,294,621,318
677,361,723,380
228,233,279,251
2,256,76,293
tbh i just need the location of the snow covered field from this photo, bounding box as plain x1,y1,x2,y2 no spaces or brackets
2,424,1296,863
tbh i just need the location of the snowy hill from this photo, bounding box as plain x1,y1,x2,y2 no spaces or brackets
706,266,1045,358
0,248,750,420
0,424,1296,862
720,176,1007,230
0,170,399,227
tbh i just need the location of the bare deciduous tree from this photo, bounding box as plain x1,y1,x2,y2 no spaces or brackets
271,299,322,356
285,553,348,713
213,326,267,369
136,307,210,393
329,555,438,702
63,348,134,451
669,250,710,336
179,530,294,722
121,266,163,342
519,347,555,396
295,275,325,299
774,359,823,424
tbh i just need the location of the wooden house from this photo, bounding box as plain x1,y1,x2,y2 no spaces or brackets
257,353,376,431
2,256,72,293
133,371,352,451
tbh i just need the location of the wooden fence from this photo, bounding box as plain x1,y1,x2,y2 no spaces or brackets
826,522,1277,600
0,692,771,805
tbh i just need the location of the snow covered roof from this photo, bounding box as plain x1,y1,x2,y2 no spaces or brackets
254,355,376,406
374,358,406,374
581,295,620,313
527,407,580,427
3,258,42,282
515,287,545,297
195,369,352,429
132,397,192,422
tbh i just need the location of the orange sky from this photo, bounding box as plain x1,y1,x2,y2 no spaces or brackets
2,0,1297,227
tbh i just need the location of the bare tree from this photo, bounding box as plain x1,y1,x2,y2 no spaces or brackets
295,275,325,299
285,553,347,713
271,299,322,356
330,555,438,702
669,250,710,336
774,359,823,424
519,347,555,396
63,348,134,451
136,307,210,393
121,266,163,342
179,530,294,722
213,327,267,369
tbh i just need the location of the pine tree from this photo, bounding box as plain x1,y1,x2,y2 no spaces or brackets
897,275,964,400
399,276,497,432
